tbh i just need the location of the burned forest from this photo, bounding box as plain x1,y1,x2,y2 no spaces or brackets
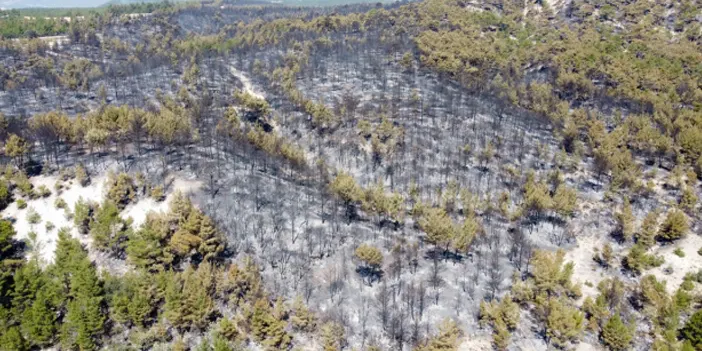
0,0,701,350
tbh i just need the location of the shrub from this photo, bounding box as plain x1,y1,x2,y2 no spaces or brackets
657,209,688,241
59,166,74,181
675,248,686,258
26,231,37,247
676,288,693,310
53,180,63,194
357,119,372,138
106,172,137,209
680,187,698,212
16,199,27,209
54,197,67,209
36,185,51,198
75,163,90,186
681,278,695,291
14,173,34,198
26,208,41,225
150,185,165,202
45,221,55,232
595,243,614,267
623,244,664,275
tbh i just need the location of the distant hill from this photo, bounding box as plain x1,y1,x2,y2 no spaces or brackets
1,0,393,9
102,0,188,6
277,0,393,5
1,0,182,10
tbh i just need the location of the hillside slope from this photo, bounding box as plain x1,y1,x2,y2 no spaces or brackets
0,0,700,350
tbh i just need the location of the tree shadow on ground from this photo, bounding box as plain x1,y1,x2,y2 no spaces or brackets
423,247,464,263
356,266,383,286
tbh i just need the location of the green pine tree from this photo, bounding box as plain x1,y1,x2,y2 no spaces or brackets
89,200,129,252
20,289,57,347
73,197,96,235
181,264,215,330
681,310,702,348
657,209,688,241
126,213,173,271
0,326,28,351
163,271,185,329
601,314,633,351
636,210,658,249
51,230,106,350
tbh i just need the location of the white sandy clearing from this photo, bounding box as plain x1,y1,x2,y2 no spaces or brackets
565,233,609,303
575,341,603,351
648,234,702,294
566,229,702,297
12,35,70,49
458,335,492,350
2,174,107,265
1,174,202,265
122,177,202,228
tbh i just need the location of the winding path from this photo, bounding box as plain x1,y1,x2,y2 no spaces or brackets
228,65,266,100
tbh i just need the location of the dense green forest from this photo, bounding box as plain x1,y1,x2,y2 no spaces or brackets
0,1,178,39
0,11,69,38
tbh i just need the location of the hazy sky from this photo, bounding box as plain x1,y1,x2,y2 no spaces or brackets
1,0,106,8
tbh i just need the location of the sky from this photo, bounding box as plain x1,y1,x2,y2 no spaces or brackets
1,0,102,8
